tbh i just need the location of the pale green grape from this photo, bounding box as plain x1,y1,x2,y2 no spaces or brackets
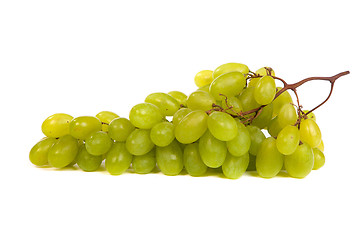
256,137,284,178
85,131,113,156
299,119,322,148
222,152,249,179
221,96,243,115
174,110,208,144
278,103,297,128
150,122,175,147
272,88,293,117
226,120,251,156
132,149,156,174
247,154,256,171
207,111,238,141
247,125,265,155
183,143,207,176
248,67,275,87
129,103,163,129
318,140,324,152
194,70,213,87
168,91,187,107
213,62,249,79
145,92,180,116
126,129,154,156
105,142,133,175
284,142,314,178
96,111,119,132
251,103,273,129
69,116,102,140
267,116,283,137
29,137,57,166
254,76,276,105
197,84,210,93
42,113,73,138
199,130,227,168
313,148,325,170
48,135,79,168
276,125,300,155
156,140,183,176
108,117,135,142
209,72,246,100
238,86,261,112
187,90,216,111
303,110,316,121
76,145,103,172
172,108,192,126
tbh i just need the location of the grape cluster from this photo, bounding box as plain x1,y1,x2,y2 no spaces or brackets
29,62,326,179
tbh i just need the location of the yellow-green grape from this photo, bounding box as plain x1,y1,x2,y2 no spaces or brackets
172,108,192,126
303,110,316,121
96,111,119,132
209,72,246,101
105,142,133,175
247,125,265,156
183,143,207,176
69,116,102,140
125,129,154,156
168,91,187,107
221,96,243,115
317,140,324,152
299,119,322,148
222,152,249,179
272,88,293,117
254,76,276,105
187,90,216,111
278,103,297,128
197,84,210,93
213,62,249,79
268,116,283,138
174,110,208,144
276,125,300,155
145,92,180,116
249,66,276,87
247,154,256,171
251,103,273,129
238,86,261,112
226,120,251,157
41,113,73,138
199,130,227,168
194,70,213,87
150,122,175,147
48,135,79,168
207,111,238,141
313,148,325,170
132,149,156,174
108,117,135,142
129,103,163,129
76,145,103,172
29,137,57,166
284,142,314,178
85,131,113,156
256,137,284,178
156,140,183,176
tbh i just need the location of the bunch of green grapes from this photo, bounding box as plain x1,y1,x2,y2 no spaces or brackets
29,62,326,179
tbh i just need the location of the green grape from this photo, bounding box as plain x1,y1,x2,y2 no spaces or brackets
129,103,163,129
194,70,213,87
256,137,284,178
299,119,322,148
254,76,276,105
168,91,187,107
174,110,208,144
145,92,180,116
209,72,246,100
172,108,192,126
105,142,133,175
247,125,265,155
96,111,119,132
249,66,275,87
85,131,113,156
48,135,79,168
318,140,324,152
187,90,216,111
183,143,207,176
132,149,156,174
284,142,314,178
197,84,210,93
221,96,243,115
29,137,57,166
226,120,251,156
303,110,316,121
222,152,249,179
41,113,73,138
76,145,103,172
108,117,135,142
126,129,154,156
247,154,256,171
251,103,273,129
69,116,102,140
207,111,238,141
199,130,227,168
156,140,183,176
213,62,249,79
276,125,300,155
272,88,293,117
278,103,297,128
313,148,325,170
238,86,261,112
150,122,175,147
267,116,283,137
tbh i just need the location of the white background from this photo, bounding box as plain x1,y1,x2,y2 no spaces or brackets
0,1,359,239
